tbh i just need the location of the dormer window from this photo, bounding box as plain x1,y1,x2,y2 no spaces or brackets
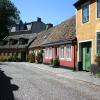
9,39,18,45
82,2,89,23
97,0,100,18
19,38,28,45
0,40,8,46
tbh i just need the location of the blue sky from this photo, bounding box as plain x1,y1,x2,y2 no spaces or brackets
12,0,75,25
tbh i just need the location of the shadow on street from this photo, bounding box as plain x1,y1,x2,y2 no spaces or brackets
0,69,19,100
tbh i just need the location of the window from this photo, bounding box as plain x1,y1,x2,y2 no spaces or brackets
97,0,100,18
97,32,100,54
45,48,49,58
60,47,64,58
19,38,28,45
49,48,52,58
82,2,89,23
66,46,72,61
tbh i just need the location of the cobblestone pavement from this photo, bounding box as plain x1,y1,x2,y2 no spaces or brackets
0,62,100,100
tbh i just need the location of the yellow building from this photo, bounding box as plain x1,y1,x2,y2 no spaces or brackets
74,0,100,71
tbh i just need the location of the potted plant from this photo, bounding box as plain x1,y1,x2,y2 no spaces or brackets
27,52,35,63
53,56,59,67
36,52,43,63
95,55,100,78
95,55,100,67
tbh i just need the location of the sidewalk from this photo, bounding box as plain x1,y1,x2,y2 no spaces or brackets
27,63,100,86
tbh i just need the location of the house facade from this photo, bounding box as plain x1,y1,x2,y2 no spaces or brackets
0,18,48,61
28,24,53,62
0,33,37,61
43,39,77,70
42,16,77,70
74,0,100,71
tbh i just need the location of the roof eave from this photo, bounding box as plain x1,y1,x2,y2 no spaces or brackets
42,40,73,47
73,0,88,8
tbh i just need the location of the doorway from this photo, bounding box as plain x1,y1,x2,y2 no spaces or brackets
81,42,92,71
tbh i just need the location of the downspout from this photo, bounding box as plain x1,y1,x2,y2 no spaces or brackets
73,41,76,71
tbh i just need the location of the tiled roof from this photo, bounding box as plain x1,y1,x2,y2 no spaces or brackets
42,16,76,46
29,28,53,48
29,16,76,48
0,33,37,49
0,16,76,49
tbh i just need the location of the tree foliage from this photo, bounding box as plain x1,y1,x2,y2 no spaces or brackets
0,0,20,41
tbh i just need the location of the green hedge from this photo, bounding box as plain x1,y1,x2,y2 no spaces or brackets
0,56,21,62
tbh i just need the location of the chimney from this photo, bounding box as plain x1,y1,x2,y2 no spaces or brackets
37,17,41,22
46,24,53,30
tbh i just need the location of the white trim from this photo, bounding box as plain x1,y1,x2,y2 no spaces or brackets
81,1,90,25
60,46,64,60
66,46,72,61
78,39,93,63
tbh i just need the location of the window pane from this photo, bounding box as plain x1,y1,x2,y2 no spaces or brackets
97,33,100,54
60,47,64,58
97,0,100,18
82,2,89,23
66,46,71,59
49,48,52,57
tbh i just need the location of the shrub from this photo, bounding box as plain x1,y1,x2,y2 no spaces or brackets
27,53,35,63
0,56,7,62
7,55,21,62
95,55,100,67
7,56,13,62
53,56,59,67
36,52,43,63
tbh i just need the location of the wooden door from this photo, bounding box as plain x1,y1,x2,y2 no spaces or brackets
82,42,91,71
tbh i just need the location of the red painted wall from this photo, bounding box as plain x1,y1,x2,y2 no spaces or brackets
58,46,75,68
43,48,53,64
44,45,75,69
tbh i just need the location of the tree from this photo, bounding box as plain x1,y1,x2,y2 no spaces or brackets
0,0,20,41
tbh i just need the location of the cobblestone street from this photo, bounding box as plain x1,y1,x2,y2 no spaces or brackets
0,62,100,100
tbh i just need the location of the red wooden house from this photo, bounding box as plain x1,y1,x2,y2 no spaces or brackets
42,16,77,70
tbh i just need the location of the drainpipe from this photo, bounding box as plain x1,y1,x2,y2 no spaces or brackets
73,42,76,71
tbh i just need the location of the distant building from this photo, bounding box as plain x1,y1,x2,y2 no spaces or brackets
10,17,47,35
0,18,52,61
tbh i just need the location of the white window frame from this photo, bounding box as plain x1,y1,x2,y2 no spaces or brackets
60,47,64,59
81,1,90,24
45,48,48,58
66,46,72,61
